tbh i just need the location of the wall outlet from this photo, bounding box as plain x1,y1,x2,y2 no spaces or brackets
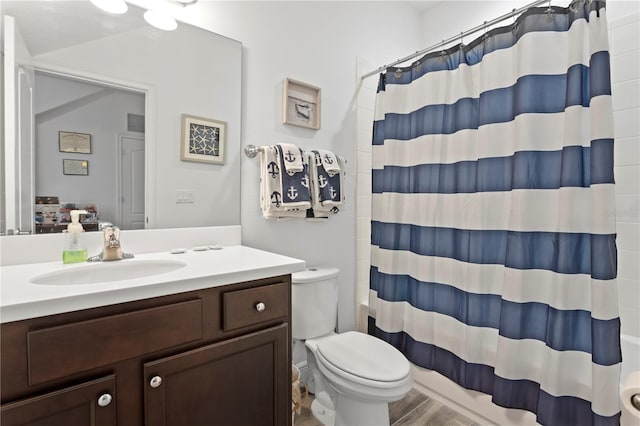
176,190,195,203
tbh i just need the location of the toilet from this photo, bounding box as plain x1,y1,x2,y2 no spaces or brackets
292,267,413,426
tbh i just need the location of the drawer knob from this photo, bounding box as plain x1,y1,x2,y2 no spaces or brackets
97,393,113,407
150,375,163,388
255,302,266,312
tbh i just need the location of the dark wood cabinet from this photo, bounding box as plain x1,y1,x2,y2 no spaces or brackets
0,375,116,426
0,275,292,426
144,324,289,426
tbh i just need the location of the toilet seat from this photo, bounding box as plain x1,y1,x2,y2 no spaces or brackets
315,331,411,388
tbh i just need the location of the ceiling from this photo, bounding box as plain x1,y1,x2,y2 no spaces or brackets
4,0,444,57
2,1,146,56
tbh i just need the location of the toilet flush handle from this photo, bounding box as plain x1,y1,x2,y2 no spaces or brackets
256,302,266,312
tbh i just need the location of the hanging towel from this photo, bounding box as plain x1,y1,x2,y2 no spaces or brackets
259,145,311,219
277,143,304,175
316,149,341,176
309,150,345,217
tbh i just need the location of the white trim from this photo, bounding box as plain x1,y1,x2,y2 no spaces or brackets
4,16,17,234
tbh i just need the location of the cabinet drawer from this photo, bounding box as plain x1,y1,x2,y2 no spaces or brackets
223,282,288,331
0,374,116,426
27,299,203,385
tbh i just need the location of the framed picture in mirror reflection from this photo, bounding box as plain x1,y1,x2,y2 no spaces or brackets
180,114,226,165
63,159,89,176
59,131,91,154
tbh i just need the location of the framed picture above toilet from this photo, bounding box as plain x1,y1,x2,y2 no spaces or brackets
282,78,321,130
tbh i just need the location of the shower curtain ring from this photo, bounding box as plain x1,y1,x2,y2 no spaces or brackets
459,32,465,49
545,1,556,22
512,9,519,31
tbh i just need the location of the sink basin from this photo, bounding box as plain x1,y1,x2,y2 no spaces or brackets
30,259,187,285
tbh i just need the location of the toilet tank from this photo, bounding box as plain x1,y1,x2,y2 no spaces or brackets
291,267,340,340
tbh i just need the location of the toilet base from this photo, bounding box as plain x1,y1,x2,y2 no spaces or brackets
310,393,391,426
311,397,336,426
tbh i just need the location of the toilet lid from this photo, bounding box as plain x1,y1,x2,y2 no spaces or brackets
316,331,410,382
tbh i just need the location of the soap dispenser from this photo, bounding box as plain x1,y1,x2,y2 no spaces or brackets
63,209,88,264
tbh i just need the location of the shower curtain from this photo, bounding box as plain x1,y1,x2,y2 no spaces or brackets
368,1,620,425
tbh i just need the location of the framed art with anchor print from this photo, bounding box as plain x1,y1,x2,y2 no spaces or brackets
180,114,226,164
283,78,321,130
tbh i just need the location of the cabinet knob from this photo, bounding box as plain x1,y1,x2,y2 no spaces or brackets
149,375,163,388
97,393,113,407
255,302,266,312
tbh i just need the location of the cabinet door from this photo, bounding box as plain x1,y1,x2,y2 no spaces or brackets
144,324,289,426
0,375,116,426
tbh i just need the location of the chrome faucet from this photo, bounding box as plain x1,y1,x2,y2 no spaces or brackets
102,226,123,261
88,225,134,262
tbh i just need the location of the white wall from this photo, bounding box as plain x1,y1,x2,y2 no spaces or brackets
181,1,423,332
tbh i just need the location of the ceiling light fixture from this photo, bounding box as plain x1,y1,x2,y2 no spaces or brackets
90,0,128,14
143,9,178,31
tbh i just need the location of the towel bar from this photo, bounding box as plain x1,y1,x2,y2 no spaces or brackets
244,145,260,158
245,144,347,164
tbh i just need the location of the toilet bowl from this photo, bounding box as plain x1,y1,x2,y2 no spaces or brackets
292,267,413,426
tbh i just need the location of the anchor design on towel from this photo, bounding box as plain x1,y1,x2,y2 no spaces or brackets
287,186,298,200
324,154,334,164
314,153,322,167
284,150,296,163
318,175,328,188
300,175,309,188
267,162,279,178
271,191,282,207
329,186,337,199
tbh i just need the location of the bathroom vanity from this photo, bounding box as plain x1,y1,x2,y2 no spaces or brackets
0,244,305,426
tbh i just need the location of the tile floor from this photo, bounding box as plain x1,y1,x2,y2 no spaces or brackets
294,388,479,426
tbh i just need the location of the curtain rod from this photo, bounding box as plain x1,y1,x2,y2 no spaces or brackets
360,0,550,80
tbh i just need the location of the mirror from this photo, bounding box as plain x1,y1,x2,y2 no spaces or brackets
2,0,242,234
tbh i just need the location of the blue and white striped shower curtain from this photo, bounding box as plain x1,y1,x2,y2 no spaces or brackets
368,1,620,425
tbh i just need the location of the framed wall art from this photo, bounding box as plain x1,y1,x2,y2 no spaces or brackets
59,131,91,154
63,159,89,176
180,114,226,165
283,78,321,130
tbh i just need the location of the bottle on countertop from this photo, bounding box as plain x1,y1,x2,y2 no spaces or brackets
62,209,88,264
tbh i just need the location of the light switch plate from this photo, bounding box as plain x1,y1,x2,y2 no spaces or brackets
176,190,195,203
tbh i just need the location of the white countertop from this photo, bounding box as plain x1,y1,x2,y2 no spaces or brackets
0,245,305,323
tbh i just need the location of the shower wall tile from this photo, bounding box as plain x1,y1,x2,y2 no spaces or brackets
618,250,640,281
610,13,640,346
618,278,640,310
614,166,640,194
356,194,371,218
614,137,640,166
616,223,640,252
615,194,640,223
613,108,640,139
356,59,376,308
620,304,640,337
612,80,640,111
611,51,640,84
358,151,372,174
610,17,639,55
356,170,372,198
